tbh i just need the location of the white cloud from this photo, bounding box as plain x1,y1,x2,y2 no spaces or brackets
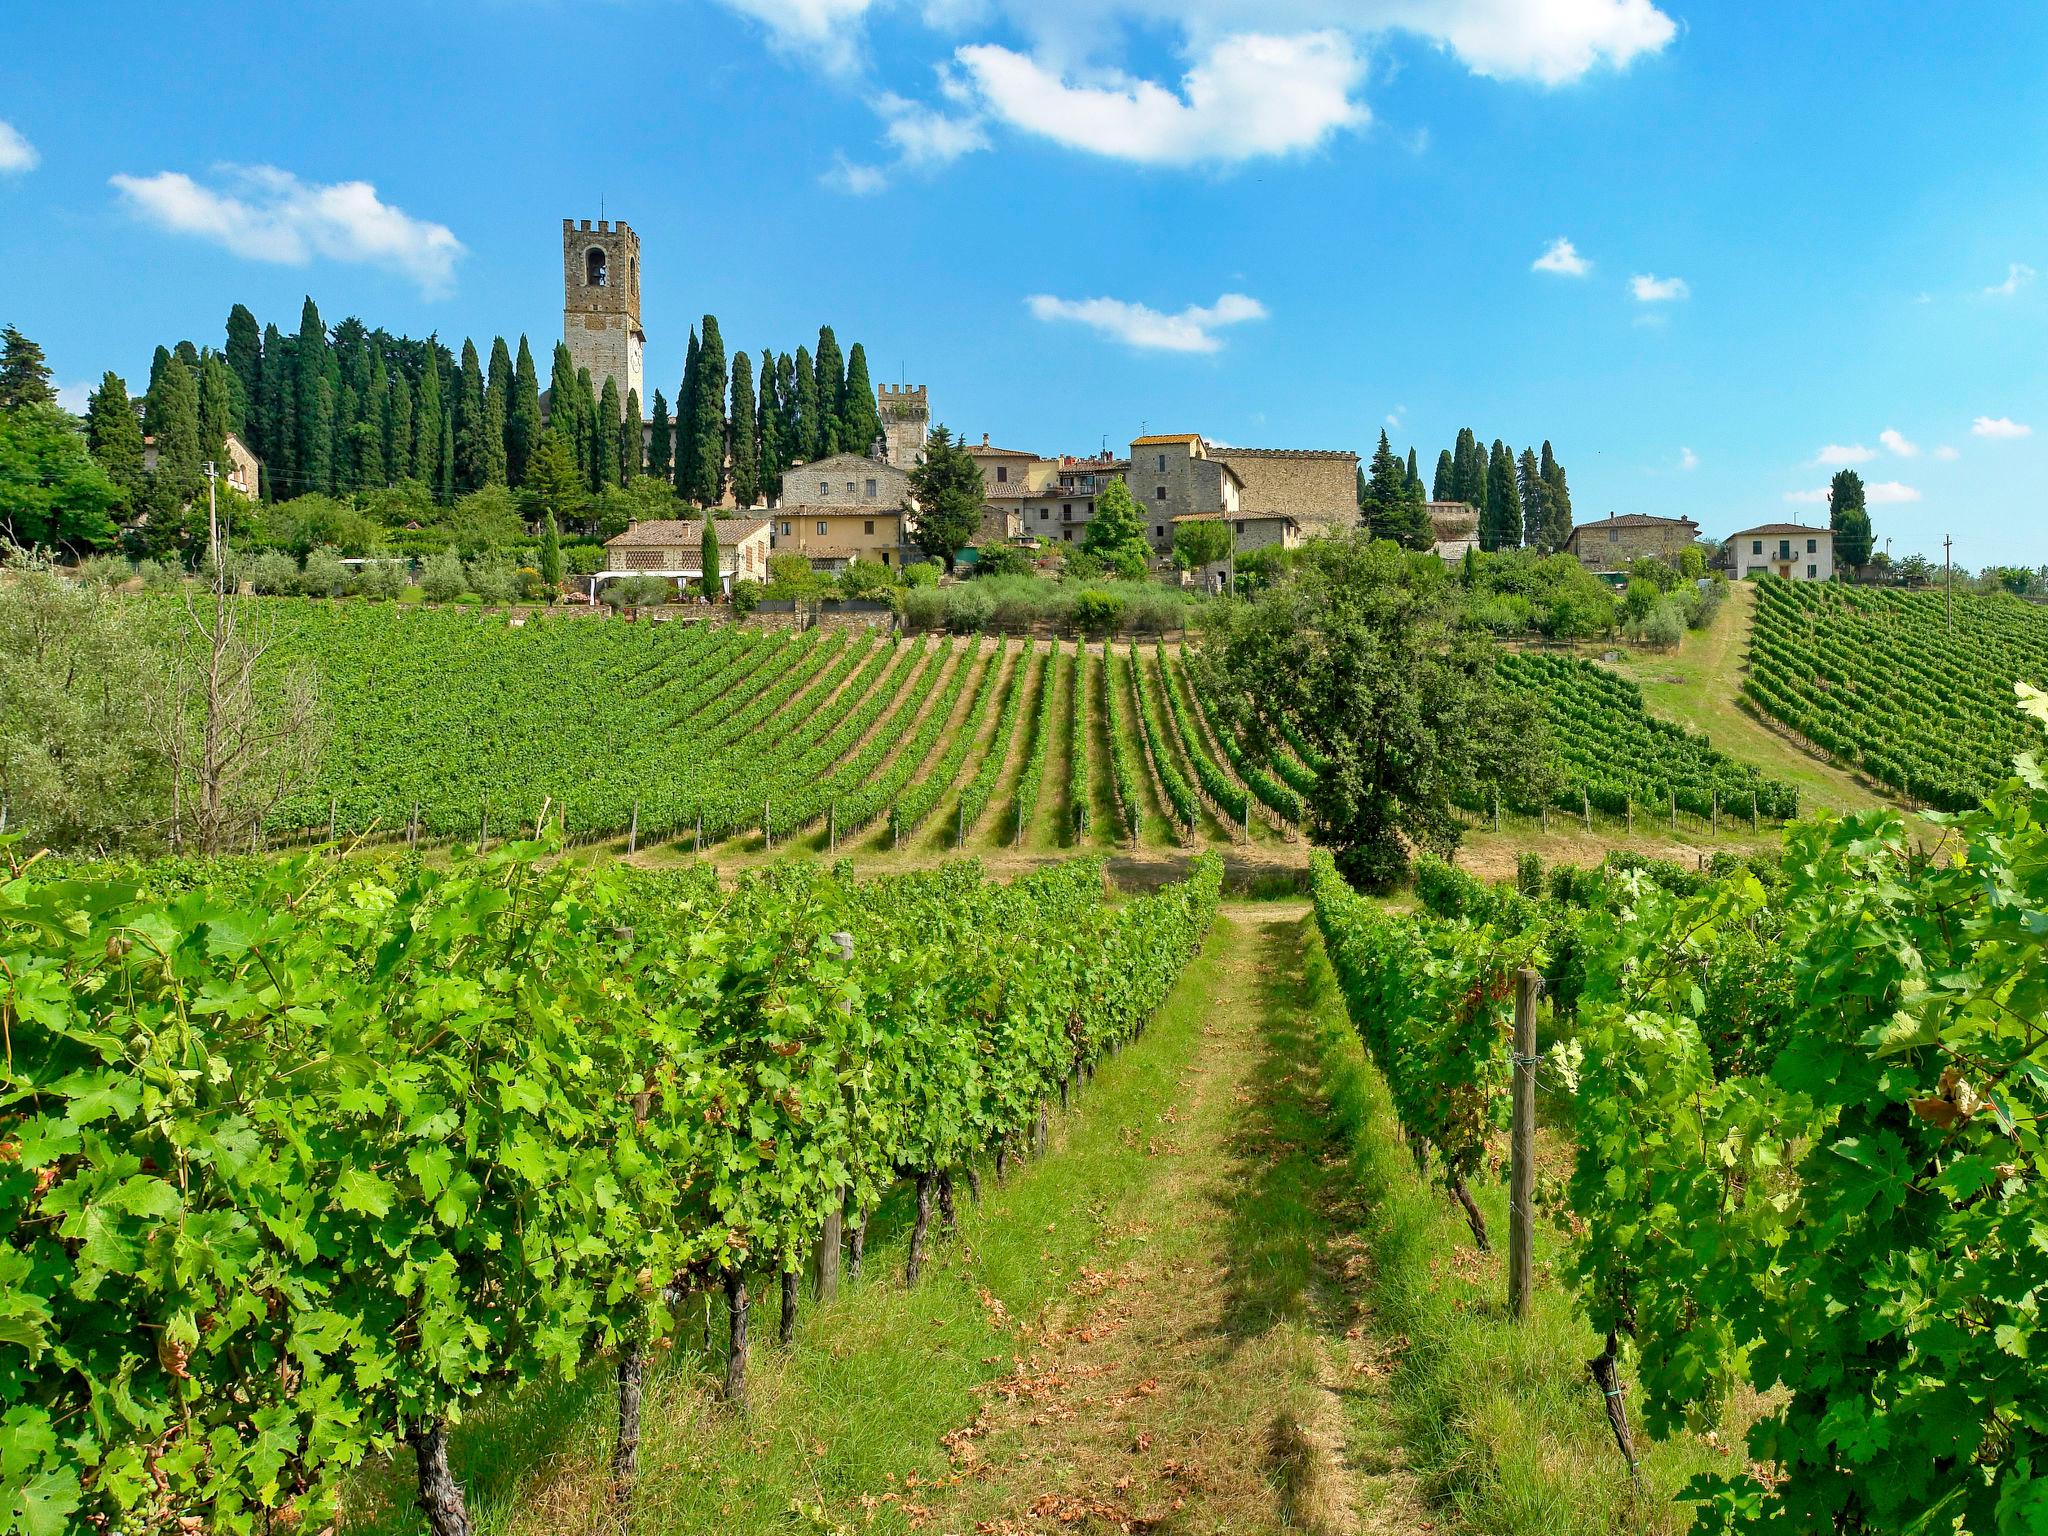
821,154,890,195
876,90,989,167
1630,272,1689,302
714,0,880,72
1866,481,1922,505
1984,262,2036,298
1025,290,1267,352
1783,487,1829,504
1405,0,1677,85
1878,427,1919,458
1811,443,1875,465
1972,415,2033,439
55,379,93,412
1934,444,1960,460
956,31,1368,165
1386,404,1406,427
1677,446,1698,471
1532,236,1591,276
0,119,36,174
110,165,464,296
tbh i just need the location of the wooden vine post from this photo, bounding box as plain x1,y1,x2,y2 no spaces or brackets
1508,968,1542,1321
627,799,639,856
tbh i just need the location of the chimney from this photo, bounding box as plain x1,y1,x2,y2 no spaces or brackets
981,432,990,447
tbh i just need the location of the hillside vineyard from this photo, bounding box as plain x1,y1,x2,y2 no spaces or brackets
228,605,1798,851
1744,574,2048,809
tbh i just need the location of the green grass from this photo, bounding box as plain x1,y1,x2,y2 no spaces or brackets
1298,926,1738,1535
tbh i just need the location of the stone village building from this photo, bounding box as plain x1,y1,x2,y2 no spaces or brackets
1564,512,1702,572
598,517,770,597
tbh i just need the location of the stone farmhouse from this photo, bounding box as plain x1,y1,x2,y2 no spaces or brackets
1723,522,1834,581
598,517,770,597
1565,513,1701,572
769,452,915,571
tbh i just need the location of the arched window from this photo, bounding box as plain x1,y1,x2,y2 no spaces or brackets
586,248,608,287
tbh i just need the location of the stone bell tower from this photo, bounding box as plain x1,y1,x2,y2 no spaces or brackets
878,382,928,468
562,217,643,417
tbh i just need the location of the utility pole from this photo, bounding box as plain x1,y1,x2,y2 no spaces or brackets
203,460,221,581
1945,534,1954,630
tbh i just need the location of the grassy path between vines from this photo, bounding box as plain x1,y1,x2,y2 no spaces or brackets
347,904,1428,1534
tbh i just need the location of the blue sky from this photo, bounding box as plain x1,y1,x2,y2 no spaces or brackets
3,0,2045,565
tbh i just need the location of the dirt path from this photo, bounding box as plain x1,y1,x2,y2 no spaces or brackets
923,904,1428,1536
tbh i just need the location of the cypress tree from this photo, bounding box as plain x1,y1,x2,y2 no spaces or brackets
223,304,260,437
0,325,56,410
385,369,413,486
540,511,563,589
1405,447,1422,498
729,353,758,508
1451,428,1483,510
776,353,797,470
841,343,881,458
294,298,333,494
413,347,444,492
1432,448,1454,501
507,336,542,487
813,327,844,455
258,324,292,497
1483,440,1520,551
85,371,148,513
793,346,818,462
143,354,203,512
435,373,455,502
595,376,622,489
621,388,642,482
700,517,720,600
1829,469,1873,567
648,389,672,484
1356,464,1369,515
675,328,700,500
546,341,580,471
688,316,727,505
197,355,235,464
484,337,511,485
1517,447,1544,550
1539,442,1573,551
148,346,171,396
523,428,586,530
357,353,389,488
573,365,597,480
454,339,490,493
756,352,780,501
174,340,201,372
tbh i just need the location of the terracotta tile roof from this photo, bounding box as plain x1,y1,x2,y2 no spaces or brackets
1131,433,1202,446
1569,513,1699,533
965,439,1040,457
1724,522,1832,539
606,518,771,546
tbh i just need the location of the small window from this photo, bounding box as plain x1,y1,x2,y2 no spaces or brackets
1087,500,1094,514
865,479,877,498
996,464,1008,483
1156,453,1166,472
779,520,791,536
1235,520,1244,534
1062,502,1071,515
816,521,828,536
880,552,890,566
863,519,874,535
1040,509,1049,521
1154,525,1164,538
586,247,608,287
1807,538,1817,553
1608,529,1618,542
845,482,855,496
1807,564,1817,578
1752,540,1762,555
1155,487,1166,501
820,481,830,496
1062,529,1073,542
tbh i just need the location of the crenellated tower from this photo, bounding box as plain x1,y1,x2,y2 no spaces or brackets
562,217,643,417
878,382,928,467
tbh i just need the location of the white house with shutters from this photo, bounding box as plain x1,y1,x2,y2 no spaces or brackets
1723,522,1835,582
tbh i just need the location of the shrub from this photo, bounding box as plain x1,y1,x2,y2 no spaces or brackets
355,559,407,601
902,586,946,632
1516,852,1544,897
1072,588,1125,637
730,579,763,618
465,554,518,606
969,541,1035,579
1638,597,1686,649
944,582,995,634
247,550,301,596
836,557,897,601
73,554,132,591
418,550,467,603
300,547,352,598
1472,593,1535,634
903,560,941,589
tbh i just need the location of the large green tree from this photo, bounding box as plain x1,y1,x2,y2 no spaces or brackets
728,353,758,508
414,347,447,494
1362,430,1430,548
905,423,985,573
483,337,511,486
85,372,147,514
257,324,293,498
1082,477,1152,577
1200,535,1544,890
841,343,882,458
686,316,727,505
294,298,333,495
454,340,490,493
1432,448,1455,502
675,327,701,499
813,327,845,456
223,304,261,438
506,336,542,487
522,427,587,532
0,405,122,551
756,352,781,501
620,388,642,483
594,377,622,490
1517,447,1544,550
143,354,204,516
1829,468,1874,570
1539,441,1573,552
0,325,57,411
792,346,819,463
1482,440,1521,551
647,389,672,484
